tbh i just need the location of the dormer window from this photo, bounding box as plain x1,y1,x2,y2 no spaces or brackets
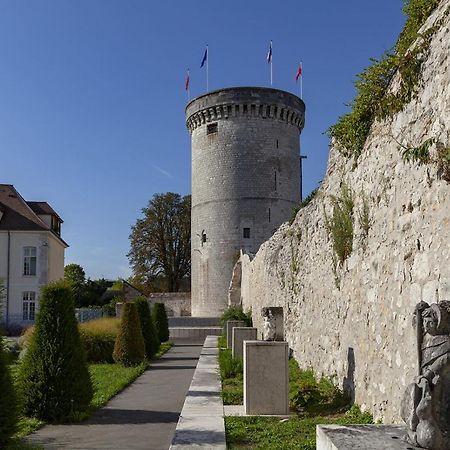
51,215,61,235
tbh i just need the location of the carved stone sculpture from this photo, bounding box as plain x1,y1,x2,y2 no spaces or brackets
401,301,450,449
262,310,276,341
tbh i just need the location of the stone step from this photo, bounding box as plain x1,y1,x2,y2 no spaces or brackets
168,317,221,327
169,327,222,339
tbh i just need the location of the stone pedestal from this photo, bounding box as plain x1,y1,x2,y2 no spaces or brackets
316,425,419,450
226,320,246,348
232,327,257,359
243,341,289,415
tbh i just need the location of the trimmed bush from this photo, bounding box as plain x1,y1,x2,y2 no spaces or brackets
18,281,93,421
134,297,159,359
113,302,145,366
0,336,17,446
79,318,120,363
152,303,169,343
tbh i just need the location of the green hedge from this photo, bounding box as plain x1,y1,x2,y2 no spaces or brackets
152,303,169,343
135,297,159,359
113,302,145,366
18,281,93,421
0,336,17,446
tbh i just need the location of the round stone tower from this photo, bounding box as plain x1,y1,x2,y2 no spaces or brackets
186,87,305,317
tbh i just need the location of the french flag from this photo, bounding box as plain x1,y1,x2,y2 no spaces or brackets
295,63,302,82
200,46,208,68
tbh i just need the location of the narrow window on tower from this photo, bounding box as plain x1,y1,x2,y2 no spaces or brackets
207,123,218,135
276,139,279,149
201,230,207,246
268,208,271,222
274,171,277,191
243,228,251,239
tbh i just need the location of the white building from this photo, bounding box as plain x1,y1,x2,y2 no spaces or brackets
0,184,68,327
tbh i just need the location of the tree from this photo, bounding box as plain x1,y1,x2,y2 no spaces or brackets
64,263,86,307
134,297,159,359
128,193,191,292
153,303,169,343
18,281,93,421
0,335,17,446
113,302,145,366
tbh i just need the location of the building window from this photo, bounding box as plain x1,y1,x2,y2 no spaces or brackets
201,231,207,245
274,171,277,191
243,228,251,239
268,208,271,222
23,291,36,321
207,123,218,135
23,246,37,276
276,139,279,149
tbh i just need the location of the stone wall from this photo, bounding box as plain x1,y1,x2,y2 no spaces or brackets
240,1,450,423
148,292,191,317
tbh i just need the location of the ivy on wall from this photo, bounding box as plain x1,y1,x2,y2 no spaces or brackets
327,0,445,160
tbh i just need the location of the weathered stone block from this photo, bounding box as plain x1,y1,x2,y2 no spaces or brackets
232,327,257,359
244,341,289,415
316,424,417,450
226,320,246,348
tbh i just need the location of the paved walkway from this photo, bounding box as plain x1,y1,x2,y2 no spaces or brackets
26,340,203,450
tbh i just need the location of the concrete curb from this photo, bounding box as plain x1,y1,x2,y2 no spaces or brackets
170,335,226,449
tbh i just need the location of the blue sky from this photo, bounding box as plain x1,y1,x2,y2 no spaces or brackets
0,1,405,280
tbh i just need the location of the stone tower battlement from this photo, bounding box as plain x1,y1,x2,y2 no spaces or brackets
186,87,305,133
186,87,305,317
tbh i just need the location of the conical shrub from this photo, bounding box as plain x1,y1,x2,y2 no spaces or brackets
18,281,93,422
153,303,169,343
134,297,159,359
113,302,145,366
0,336,17,446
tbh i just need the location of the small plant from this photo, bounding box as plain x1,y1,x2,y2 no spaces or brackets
358,193,371,242
219,306,252,331
400,137,434,164
0,335,17,446
219,348,243,380
289,188,319,224
113,302,146,366
134,297,159,359
152,303,169,343
325,184,354,265
289,360,349,414
18,281,93,421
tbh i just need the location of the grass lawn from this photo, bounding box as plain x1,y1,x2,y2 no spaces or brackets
7,341,173,447
225,408,373,450
218,337,373,449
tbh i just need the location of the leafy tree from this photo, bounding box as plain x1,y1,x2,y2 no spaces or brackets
64,264,86,307
113,302,145,366
134,297,159,359
18,281,93,421
84,278,110,307
0,334,17,446
152,303,169,343
128,193,191,292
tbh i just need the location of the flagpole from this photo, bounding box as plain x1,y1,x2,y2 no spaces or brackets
300,61,303,99
206,44,209,92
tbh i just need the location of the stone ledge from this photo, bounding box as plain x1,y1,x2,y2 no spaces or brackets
170,336,226,450
316,425,421,450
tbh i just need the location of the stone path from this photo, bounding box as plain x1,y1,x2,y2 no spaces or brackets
26,340,203,450
171,335,226,449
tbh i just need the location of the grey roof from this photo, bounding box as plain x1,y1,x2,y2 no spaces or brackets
0,184,68,247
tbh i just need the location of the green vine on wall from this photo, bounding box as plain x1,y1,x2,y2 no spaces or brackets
327,0,446,160
325,184,354,266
